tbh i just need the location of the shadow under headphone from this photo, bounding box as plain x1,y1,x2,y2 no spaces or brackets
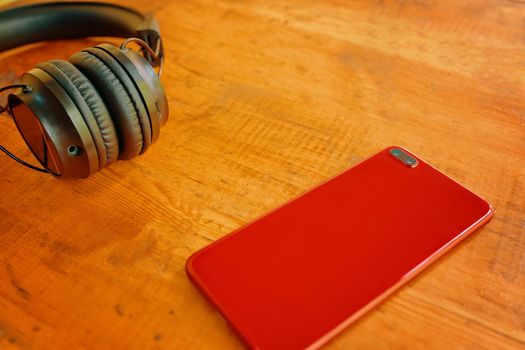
0,1,169,178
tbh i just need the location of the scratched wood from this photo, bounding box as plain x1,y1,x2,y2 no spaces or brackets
0,0,524,349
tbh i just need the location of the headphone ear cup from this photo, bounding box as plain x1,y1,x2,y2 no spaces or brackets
70,47,151,160
35,60,119,168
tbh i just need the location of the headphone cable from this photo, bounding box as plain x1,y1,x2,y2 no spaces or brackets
0,145,49,173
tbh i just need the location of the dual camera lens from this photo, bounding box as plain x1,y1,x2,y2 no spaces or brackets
390,148,418,168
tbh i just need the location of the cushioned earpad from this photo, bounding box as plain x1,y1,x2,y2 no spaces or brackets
49,60,119,166
70,48,151,159
36,60,118,168
88,47,152,154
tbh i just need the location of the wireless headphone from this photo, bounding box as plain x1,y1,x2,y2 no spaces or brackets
0,1,168,178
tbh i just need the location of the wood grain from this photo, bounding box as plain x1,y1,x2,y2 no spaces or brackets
0,0,524,349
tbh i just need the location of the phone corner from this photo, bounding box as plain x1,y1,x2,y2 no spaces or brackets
185,250,201,280
482,199,495,221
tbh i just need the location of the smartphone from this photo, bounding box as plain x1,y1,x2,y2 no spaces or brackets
186,146,493,350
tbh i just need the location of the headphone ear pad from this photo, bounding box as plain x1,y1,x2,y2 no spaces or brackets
35,60,119,168
70,48,150,160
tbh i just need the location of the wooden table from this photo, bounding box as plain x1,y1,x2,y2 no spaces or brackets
0,0,524,349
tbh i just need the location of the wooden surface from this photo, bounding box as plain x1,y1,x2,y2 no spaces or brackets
0,0,524,349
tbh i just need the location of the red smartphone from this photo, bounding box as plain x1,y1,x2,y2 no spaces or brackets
186,146,493,350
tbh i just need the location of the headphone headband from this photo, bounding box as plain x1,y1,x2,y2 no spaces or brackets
0,1,163,65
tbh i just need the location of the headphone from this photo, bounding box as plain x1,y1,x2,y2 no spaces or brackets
0,1,168,178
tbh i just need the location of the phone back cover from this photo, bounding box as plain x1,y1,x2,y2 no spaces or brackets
186,147,492,350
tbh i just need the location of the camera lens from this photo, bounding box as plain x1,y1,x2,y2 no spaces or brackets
391,149,401,156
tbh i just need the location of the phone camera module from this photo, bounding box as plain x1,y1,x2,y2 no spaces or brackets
390,148,418,168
